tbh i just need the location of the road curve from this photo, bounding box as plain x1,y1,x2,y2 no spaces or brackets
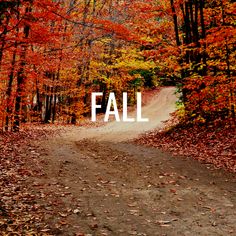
76,86,178,141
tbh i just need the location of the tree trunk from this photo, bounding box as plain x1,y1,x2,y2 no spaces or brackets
13,2,31,131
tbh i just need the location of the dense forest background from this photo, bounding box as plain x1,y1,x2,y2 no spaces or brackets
0,0,235,131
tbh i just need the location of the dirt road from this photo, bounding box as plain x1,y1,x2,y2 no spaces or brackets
36,87,236,236
74,87,177,141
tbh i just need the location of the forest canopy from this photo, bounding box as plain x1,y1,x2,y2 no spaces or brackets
0,0,235,131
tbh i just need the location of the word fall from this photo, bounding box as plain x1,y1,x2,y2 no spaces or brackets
91,92,149,122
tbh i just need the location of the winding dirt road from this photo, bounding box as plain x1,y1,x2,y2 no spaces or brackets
73,87,177,141
35,87,236,236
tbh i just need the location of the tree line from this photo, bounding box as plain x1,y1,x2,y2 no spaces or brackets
0,0,235,131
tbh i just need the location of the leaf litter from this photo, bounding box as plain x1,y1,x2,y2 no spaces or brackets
135,114,236,173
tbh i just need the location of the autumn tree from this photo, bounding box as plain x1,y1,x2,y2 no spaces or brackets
161,0,236,123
